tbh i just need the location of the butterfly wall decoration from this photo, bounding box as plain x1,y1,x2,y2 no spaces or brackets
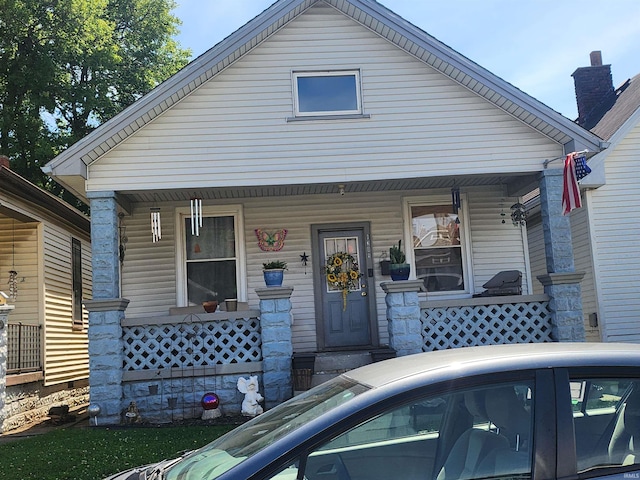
255,228,288,251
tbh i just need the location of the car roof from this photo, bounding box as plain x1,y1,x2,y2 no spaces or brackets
344,342,640,388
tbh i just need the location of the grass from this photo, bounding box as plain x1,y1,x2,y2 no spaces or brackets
0,424,235,480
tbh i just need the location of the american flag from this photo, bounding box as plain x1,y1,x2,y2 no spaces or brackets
562,152,582,215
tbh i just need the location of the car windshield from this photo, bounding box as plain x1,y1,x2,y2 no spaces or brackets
164,376,369,479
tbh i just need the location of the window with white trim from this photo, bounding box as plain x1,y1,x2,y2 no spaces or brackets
410,203,467,293
293,70,362,117
178,206,245,305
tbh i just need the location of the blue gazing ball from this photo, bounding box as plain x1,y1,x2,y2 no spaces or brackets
201,392,220,410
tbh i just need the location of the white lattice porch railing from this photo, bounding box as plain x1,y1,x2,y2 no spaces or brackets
122,311,262,372
420,294,552,351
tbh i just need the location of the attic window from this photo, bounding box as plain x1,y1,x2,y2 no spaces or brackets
293,70,362,117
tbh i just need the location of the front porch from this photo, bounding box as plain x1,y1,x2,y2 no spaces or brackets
102,284,556,424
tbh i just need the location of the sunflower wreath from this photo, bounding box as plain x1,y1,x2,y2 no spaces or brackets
325,252,361,310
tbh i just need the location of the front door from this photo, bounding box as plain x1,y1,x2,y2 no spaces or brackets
313,224,376,350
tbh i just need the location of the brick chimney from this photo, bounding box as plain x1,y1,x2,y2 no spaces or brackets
572,51,614,128
0,155,9,169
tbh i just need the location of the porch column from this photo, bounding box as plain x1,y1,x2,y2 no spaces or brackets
86,191,129,425
381,280,425,356
0,303,15,434
256,286,294,409
538,169,586,341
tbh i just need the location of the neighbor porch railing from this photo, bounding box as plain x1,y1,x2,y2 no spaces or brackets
420,294,552,350
7,323,42,374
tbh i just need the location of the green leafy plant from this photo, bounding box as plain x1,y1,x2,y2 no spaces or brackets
263,260,287,270
389,240,406,264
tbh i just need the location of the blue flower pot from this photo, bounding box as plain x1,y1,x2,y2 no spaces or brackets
389,264,410,281
263,269,284,287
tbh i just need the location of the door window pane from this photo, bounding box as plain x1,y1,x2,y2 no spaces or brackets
323,236,361,293
411,205,464,292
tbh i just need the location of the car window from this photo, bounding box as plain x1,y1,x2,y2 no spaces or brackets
273,381,534,480
570,378,640,473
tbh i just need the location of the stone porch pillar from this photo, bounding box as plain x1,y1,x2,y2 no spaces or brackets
538,168,586,341
256,286,294,409
381,280,426,356
85,191,129,425
0,303,15,434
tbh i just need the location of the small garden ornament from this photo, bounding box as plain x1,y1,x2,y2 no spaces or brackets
237,376,264,417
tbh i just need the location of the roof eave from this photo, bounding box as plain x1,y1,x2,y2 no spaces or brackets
44,0,604,192
0,167,90,232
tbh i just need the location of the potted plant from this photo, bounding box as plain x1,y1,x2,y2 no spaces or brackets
263,260,287,287
389,240,410,281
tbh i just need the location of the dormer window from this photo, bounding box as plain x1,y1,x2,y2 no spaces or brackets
293,70,362,117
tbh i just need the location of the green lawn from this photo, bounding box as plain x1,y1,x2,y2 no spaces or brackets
0,424,234,480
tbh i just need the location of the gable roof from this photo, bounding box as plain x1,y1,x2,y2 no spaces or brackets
578,74,640,189
591,74,640,141
44,0,605,200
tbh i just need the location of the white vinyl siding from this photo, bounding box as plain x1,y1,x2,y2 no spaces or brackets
467,188,531,295
526,216,546,296
0,218,39,325
121,187,532,352
86,3,561,193
0,197,90,386
588,121,640,343
43,223,91,385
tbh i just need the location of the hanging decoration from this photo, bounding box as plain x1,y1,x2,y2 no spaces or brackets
325,252,361,311
190,197,203,236
255,229,287,251
500,201,507,224
150,207,161,243
118,213,128,264
451,186,461,214
510,202,527,227
300,252,309,274
8,269,18,300
8,218,18,300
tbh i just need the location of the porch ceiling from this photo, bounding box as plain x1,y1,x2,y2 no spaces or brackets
119,172,537,203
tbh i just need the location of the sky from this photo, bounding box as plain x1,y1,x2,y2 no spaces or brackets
172,0,640,120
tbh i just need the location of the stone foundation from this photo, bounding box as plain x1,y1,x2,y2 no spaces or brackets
122,374,255,424
2,380,89,432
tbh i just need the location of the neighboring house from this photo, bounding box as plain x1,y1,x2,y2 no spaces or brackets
0,156,91,433
43,0,605,425
529,51,640,344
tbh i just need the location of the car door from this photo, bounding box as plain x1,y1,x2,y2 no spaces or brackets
262,372,541,480
556,367,640,480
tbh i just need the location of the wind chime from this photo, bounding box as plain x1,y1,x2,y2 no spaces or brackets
8,219,18,300
190,196,203,236
451,186,461,224
150,207,162,243
510,202,527,227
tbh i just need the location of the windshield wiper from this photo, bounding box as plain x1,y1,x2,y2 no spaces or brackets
145,451,194,480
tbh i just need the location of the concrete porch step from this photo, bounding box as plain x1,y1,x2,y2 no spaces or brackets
313,349,397,386
292,348,397,393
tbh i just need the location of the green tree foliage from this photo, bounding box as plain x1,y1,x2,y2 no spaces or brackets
0,0,190,205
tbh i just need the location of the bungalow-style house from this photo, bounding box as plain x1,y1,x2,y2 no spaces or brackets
529,51,640,344
44,0,606,425
0,156,91,433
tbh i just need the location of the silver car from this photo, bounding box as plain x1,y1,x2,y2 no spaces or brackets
106,342,640,480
